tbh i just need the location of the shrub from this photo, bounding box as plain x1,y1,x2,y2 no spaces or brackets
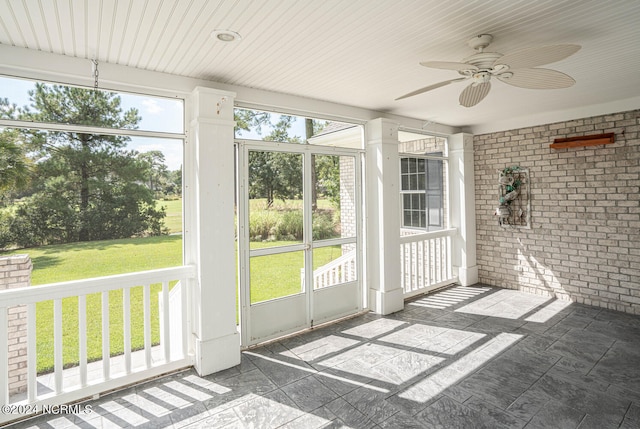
276,211,303,240
0,213,12,249
312,211,338,240
249,208,339,242
249,210,281,240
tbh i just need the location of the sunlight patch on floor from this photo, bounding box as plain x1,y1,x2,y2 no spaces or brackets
408,286,492,309
399,332,522,403
455,289,550,319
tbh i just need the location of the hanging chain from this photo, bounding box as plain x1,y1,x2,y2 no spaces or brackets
91,59,99,89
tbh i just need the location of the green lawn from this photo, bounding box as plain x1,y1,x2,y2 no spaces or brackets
157,199,182,233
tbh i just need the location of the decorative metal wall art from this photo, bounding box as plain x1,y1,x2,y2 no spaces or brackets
495,166,530,228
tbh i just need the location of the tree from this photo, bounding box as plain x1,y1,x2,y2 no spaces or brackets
247,116,304,207
138,150,169,196
315,155,341,207
0,99,30,197
9,84,165,246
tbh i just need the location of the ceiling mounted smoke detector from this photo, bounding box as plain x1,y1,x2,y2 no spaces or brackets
211,30,242,42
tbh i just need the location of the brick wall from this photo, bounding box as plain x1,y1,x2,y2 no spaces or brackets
340,156,357,254
0,254,31,394
474,109,640,314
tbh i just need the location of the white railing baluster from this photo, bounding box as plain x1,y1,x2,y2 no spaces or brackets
411,243,418,289
78,295,87,387
0,307,8,405
161,281,170,363
399,229,458,298
312,250,357,290
400,244,405,291
440,237,447,280
143,284,151,369
102,292,110,381
27,303,36,402
430,239,435,284
180,278,188,358
123,287,131,374
447,235,453,279
413,241,426,289
54,299,63,393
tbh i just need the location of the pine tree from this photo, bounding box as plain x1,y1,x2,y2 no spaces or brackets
9,84,165,246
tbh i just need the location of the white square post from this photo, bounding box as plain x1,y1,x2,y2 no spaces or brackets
365,118,404,314
448,133,479,286
187,87,240,375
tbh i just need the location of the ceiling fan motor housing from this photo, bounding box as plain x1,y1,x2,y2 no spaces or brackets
462,52,503,70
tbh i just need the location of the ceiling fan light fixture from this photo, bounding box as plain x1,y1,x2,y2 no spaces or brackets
472,71,492,84
211,30,242,42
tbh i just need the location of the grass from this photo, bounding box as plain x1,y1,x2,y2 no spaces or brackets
157,199,182,233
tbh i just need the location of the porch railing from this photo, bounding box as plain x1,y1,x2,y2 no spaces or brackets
0,265,195,424
313,250,357,289
400,228,457,298
301,250,357,290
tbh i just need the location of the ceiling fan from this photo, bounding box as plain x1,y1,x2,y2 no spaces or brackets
396,34,580,107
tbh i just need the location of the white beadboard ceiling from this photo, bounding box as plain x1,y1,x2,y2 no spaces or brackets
1,0,639,133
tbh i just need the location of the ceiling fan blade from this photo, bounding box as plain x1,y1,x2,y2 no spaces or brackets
459,81,491,107
395,77,467,100
498,68,576,89
420,61,478,72
494,44,580,70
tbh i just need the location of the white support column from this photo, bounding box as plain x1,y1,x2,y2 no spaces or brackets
365,118,404,315
449,133,478,286
187,86,240,376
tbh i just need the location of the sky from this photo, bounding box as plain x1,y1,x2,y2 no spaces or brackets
0,75,184,170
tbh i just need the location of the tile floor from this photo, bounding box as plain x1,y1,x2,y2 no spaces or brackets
7,284,640,428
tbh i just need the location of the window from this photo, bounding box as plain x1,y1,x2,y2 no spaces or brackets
0,75,185,282
401,156,444,230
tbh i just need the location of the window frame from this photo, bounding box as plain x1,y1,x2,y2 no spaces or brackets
399,152,447,232
0,74,187,269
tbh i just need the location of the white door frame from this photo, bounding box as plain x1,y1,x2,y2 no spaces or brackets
236,140,364,347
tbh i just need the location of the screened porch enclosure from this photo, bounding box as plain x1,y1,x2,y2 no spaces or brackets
0,83,476,426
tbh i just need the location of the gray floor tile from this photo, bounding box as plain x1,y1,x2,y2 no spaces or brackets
342,385,402,424
546,328,615,365
281,375,340,412
589,340,640,384
532,372,629,426
378,411,426,428
524,400,585,429
278,405,337,429
464,395,528,428
324,397,379,428
415,396,505,429
233,389,304,428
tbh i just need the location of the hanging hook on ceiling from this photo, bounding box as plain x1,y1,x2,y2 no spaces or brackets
216,96,228,115
91,59,99,90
